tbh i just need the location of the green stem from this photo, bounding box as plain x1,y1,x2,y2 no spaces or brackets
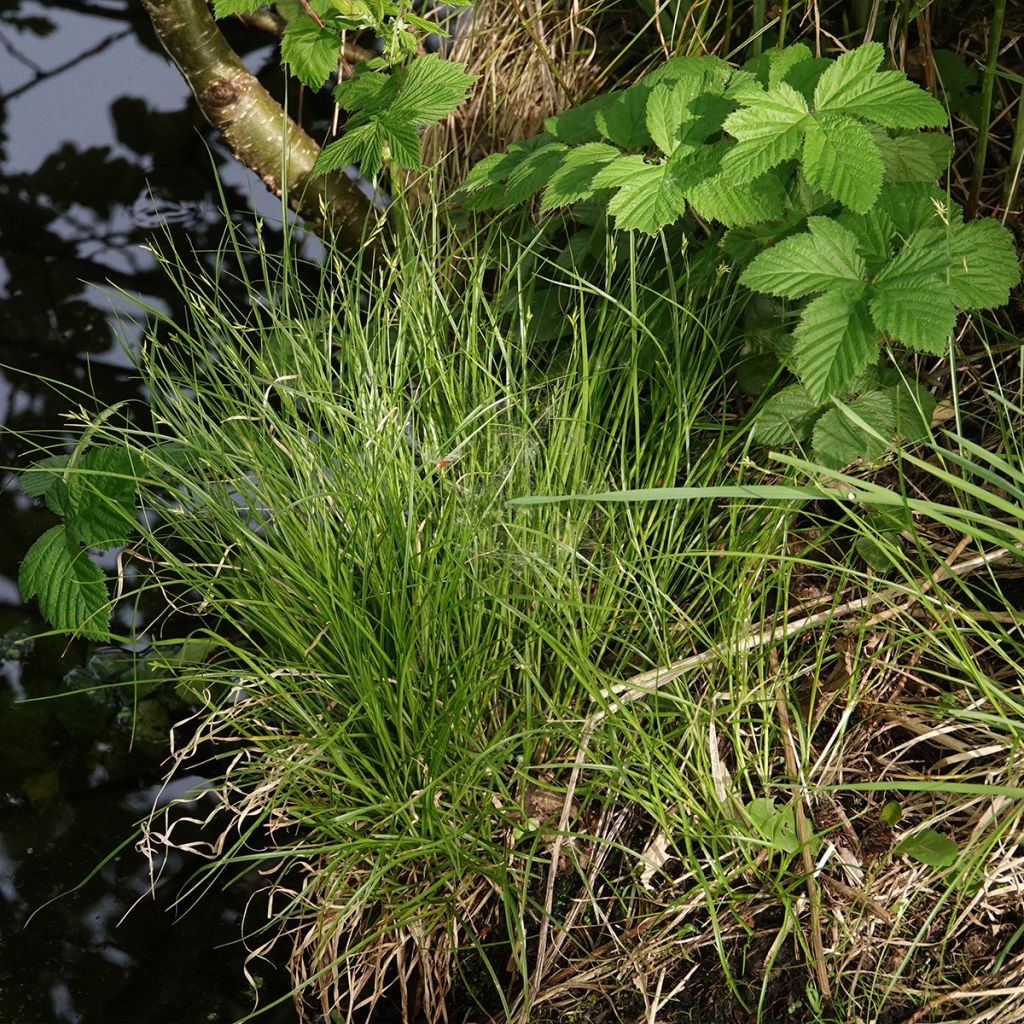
968,0,1008,216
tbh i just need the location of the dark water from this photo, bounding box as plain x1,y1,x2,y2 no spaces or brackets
0,4,303,1020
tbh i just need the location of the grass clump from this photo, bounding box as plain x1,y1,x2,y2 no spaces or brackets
83,217,752,1020
21,208,1024,1024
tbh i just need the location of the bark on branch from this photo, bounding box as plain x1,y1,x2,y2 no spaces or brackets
143,0,373,249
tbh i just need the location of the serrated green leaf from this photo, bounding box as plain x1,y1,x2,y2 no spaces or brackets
812,391,896,469
869,280,954,353
814,42,947,128
545,92,617,144
19,525,111,640
753,384,821,445
595,84,652,148
768,43,814,88
607,163,688,233
895,827,959,867
803,113,883,213
875,183,947,236
213,0,264,16
835,206,897,269
741,217,865,299
332,69,390,112
460,151,509,193
722,83,808,183
645,53,733,90
945,217,1021,310
792,289,878,400
388,54,476,126
66,446,142,549
313,120,386,176
893,380,936,443
591,154,650,189
645,81,695,156
21,454,72,515
380,115,422,168
685,163,786,227
502,142,569,205
281,20,341,90
540,143,620,209
875,131,953,183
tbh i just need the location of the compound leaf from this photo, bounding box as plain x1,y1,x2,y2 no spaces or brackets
803,112,883,213
498,141,569,204
741,216,866,299
21,454,71,515
314,119,386,176
792,288,878,400
66,446,143,549
19,525,111,640
685,163,786,226
870,241,955,353
545,92,617,144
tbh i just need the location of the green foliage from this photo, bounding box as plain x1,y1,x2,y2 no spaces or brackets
895,828,960,868
18,445,145,640
212,1,475,178
457,41,1020,467
313,53,475,177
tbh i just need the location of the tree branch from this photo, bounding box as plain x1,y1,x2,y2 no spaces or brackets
142,0,373,248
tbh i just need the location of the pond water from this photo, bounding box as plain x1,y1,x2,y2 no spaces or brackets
0,4,304,1020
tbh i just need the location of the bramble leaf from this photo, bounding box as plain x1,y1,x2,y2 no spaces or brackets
685,162,786,227
813,42,947,128
753,384,820,445
869,241,955,353
945,218,1021,309
590,154,650,189
812,391,896,469
607,162,688,233
314,120,387,176
19,525,111,640
21,454,71,515
281,20,341,90
722,83,808,183
387,54,476,126
66,446,142,549
503,142,569,205
213,0,264,16
540,143,620,209
803,113,883,212
545,93,617,144
740,217,865,299
875,132,953,183
791,288,878,400
596,85,653,148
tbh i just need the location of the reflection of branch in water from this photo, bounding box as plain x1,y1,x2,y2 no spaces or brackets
0,27,46,74
0,26,133,103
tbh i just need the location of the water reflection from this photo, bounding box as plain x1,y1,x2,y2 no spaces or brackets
0,1,301,1019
